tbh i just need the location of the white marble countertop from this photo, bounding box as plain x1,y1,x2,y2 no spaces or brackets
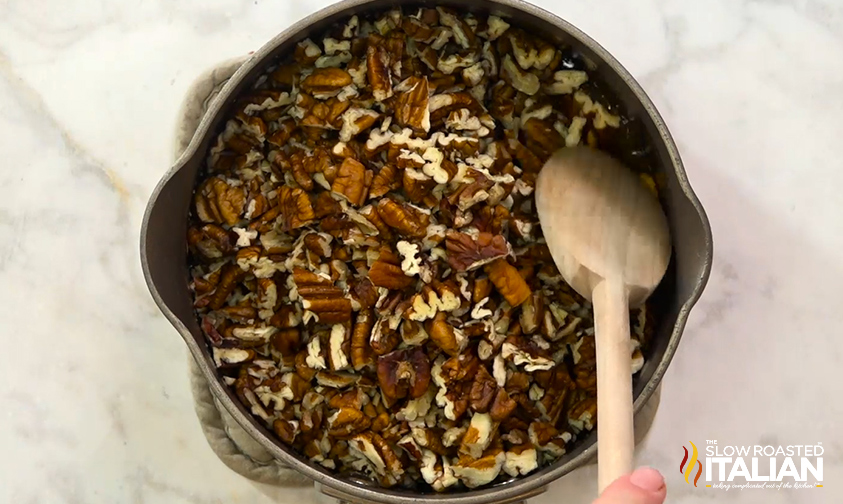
1,0,841,502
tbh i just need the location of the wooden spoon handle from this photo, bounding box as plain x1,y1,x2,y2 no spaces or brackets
592,278,635,493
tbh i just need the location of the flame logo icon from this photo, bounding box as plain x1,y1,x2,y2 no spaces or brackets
679,441,703,487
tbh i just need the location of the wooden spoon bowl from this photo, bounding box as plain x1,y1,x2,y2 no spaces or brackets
535,146,671,493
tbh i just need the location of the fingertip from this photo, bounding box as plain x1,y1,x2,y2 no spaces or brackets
629,466,665,493
594,467,666,504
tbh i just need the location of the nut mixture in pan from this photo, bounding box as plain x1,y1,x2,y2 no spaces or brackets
188,7,656,491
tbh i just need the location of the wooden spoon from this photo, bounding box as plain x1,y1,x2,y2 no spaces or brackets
535,146,671,493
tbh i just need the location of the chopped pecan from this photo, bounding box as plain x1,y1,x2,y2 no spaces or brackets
208,264,245,310
537,367,575,424
188,224,234,260
328,388,368,410
474,205,510,235
332,158,369,206
522,117,564,159
193,271,220,299
372,412,391,432
270,329,301,362
340,107,380,142
273,419,299,444
370,318,401,356
359,205,394,242
278,186,315,231
293,268,352,323
293,350,317,381
369,260,414,290
426,312,467,357
472,277,492,303
501,54,539,95
507,138,543,173
460,412,494,460
367,40,394,101
445,231,510,272
505,372,530,395
394,76,430,132
403,169,436,204
486,259,531,307
327,323,352,371
490,388,517,422
195,178,247,226
306,97,351,129
269,305,301,328
350,278,379,310
301,67,353,94
377,197,430,238
292,267,331,286
329,408,372,437
267,117,298,147
429,92,481,124
303,233,332,258
351,309,375,370
519,292,545,335
369,164,402,199
313,191,341,219
212,347,256,370
469,366,498,413
572,335,597,390
316,370,358,388
377,347,431,402
404,281,461,322
400,319,429,346
287,372,310,401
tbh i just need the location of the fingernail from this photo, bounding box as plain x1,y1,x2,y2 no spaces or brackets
629,467,665,492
